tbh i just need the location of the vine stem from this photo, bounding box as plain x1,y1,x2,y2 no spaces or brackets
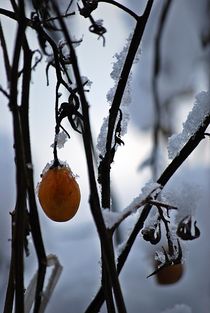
99,0,154,208
8,2,28,312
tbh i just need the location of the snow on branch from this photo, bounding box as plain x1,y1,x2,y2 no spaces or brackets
167,91,210,159
103,182,161,230
97,33,140,157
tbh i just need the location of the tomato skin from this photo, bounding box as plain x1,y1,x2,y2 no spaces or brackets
155,262,184,285
38,166,80,222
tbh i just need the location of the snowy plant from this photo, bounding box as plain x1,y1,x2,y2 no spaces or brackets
0,1,210,313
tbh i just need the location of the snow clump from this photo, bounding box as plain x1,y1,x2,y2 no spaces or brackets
167,91,210,159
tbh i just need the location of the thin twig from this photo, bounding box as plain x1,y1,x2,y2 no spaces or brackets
0,85,10,98
41,11,75,24
0,20,11,82
98,0,138,20
8,2,28,312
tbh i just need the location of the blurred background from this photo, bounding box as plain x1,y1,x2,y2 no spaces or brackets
0,1,210,312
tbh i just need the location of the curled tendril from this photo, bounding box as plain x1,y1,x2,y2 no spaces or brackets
177,215,200,240
78,1,106,45
88,17,106,46
57,92,83,134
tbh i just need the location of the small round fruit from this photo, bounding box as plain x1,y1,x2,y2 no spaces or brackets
38,166,80,222
155,262,184,285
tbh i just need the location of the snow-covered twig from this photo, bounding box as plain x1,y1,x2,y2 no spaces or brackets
103,182,161,230
98,0,154,209
168,91,210,159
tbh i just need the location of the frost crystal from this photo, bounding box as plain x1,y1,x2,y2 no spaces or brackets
168,91,210,159
51,131,69,149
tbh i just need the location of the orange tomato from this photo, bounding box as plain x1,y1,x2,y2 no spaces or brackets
155,262,184,285
38,166,80,222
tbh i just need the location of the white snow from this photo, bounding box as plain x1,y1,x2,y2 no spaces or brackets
102,209,122,229
161,182,200,225
96,116,109,157
122,181,161,215
39,159,72,177
155,250,166,264
167,91,210,159
51,131,69,149
103,182,161,229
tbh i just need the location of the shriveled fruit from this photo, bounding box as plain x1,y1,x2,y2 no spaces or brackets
38,166,80,222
